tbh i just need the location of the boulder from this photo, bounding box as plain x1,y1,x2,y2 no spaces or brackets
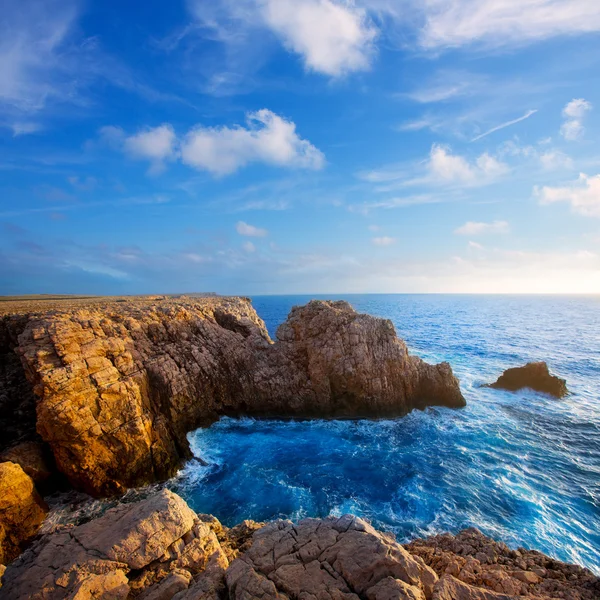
1,297,465,496
484,362,568,397
225,514,438,600
0,442,54,486
0,490,228,600
0,461,47,564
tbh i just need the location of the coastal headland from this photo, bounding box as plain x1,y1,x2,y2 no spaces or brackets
0,295,596,599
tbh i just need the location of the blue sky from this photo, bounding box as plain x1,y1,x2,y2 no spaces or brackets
2,0,600,295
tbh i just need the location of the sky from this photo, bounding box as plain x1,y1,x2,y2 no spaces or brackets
2,0,600,295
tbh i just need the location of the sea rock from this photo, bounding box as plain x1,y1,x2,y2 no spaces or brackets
0,461,48,564
1,297,465,496
484,361,568,397
0,489,228,600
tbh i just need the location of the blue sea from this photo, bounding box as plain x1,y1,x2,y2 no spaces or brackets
172,295,600,573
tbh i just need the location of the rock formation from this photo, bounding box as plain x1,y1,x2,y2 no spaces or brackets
0,461,48,564
0,297,465,497
406,528,598,600
1,490,597,599
484,362,568,398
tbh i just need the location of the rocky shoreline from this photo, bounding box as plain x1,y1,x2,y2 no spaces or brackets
0,296,464,497
0,296,595,598
1,488,597,599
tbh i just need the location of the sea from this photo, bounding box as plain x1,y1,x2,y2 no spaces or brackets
171,295,600,573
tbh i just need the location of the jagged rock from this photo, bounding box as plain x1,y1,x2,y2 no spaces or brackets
406,528,599,600
484,362,568,397
138,569,192,600
432,575,515,599
1,490,599,600
0,490,227,600
0,441,54,486
225,514,438,600
0,461,47,564
1,297,464,496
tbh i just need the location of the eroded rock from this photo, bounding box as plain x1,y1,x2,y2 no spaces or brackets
0,461,47,564
485,362,568,398
2,297,464,496
406,528,599,600
226,514,438,600
0,490,228,600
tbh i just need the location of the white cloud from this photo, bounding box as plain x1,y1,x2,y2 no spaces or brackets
412,0,600,50
468,241,484,249
560,98,592,141
181,109,324,176
455,221,510,235
262,0,377,76
98,124,177,174
429,144,509,185
188,0,376,78
236,221,268,237
242,241,256,252
368,224,381,231
536,173,600,217
123,124,177,174
99,111,322,177
372,236,396,246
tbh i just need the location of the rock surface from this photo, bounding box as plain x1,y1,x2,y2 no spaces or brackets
484,362,568,398
406,527,599,600
2,491,598,600
1,297,465,496
0,461,48,564
0,441,55,486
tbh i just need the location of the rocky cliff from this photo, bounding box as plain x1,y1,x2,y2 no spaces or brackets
1,490,597,600
0,297,465,497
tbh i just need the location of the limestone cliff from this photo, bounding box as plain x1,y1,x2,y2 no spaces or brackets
1,297,465,497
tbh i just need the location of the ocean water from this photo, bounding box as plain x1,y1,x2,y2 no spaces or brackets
172,295,600,573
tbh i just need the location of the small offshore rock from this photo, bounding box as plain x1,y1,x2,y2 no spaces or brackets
485,361,568,397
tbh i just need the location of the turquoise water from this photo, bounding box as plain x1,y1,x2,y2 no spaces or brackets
172,295,600,573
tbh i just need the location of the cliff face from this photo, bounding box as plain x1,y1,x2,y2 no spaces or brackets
1,297,464,497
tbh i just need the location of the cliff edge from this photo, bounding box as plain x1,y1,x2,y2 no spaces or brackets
1,296,464,496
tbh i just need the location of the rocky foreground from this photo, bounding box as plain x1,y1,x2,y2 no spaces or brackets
0,296,464,497
0,489,597,600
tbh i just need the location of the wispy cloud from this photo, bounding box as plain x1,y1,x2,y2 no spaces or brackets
236,221,268,237
471,109,537,142
411,0,600,50
560,98,593,141
372,236,396,246
454,221,510,236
